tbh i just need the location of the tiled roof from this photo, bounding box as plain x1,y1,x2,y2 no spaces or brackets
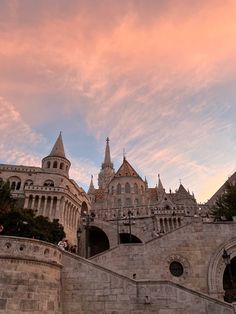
114,158,141,178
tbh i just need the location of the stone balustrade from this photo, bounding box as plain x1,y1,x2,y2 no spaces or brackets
0,236,62,267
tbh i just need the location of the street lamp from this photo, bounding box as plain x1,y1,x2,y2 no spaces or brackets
76,227,82,254
123,210,135,243
82,211,95,258
222,249,235,302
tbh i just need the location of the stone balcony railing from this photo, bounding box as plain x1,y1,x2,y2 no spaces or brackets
96,206,185,221
0,236,62,267
24,185,82,204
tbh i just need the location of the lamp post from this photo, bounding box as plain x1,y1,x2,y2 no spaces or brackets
123,210,135,243
77,227,82,254
222,249,234,302
82,211,95,258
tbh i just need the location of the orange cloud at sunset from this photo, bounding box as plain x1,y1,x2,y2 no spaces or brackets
0,0,236,201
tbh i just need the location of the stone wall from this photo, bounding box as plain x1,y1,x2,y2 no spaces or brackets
0,236,62,314
91,218,236,298
0,235,235,313
62,251,234,314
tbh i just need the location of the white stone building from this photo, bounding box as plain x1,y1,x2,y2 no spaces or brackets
0,133,90,244
86,138,200,257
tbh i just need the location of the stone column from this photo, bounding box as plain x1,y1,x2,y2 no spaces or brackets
31,196,35,210
23,196,29,209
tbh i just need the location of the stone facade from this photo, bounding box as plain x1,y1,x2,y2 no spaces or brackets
0,133,90,244
0,234,236,314
85,138,200,257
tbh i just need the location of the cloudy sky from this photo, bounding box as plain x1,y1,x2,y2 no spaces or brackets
1,0,236,202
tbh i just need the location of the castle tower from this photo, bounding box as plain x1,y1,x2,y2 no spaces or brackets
98,138,115,189
42,132,71,177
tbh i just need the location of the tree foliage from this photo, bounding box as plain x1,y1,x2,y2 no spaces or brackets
0,181,14,213
0,181,65,244
211,183,236,221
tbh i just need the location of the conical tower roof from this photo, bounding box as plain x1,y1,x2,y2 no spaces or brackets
88,175,95,194
104,137,111,165
101,137,113,169
114,157,141,178
49,132,66,158
157,174,164,191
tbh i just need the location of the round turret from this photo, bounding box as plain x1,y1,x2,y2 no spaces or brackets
42,133,71,177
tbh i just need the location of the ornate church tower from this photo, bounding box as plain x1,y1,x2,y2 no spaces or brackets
42,132,71,177
98,138,115,189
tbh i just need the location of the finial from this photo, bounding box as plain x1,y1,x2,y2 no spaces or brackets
179,179,182,185
123,148,126,160
158,173,160,179
106,137,109,143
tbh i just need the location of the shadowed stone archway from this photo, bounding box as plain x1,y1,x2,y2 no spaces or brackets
208,238,236,300
89,226,110,257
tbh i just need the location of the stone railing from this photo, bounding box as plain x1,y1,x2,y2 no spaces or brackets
96,205,185,221
0,236,62,267
25,185,81,204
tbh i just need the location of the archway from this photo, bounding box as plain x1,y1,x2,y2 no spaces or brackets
223,256,236,302
89,226,110,257
119,233,142,244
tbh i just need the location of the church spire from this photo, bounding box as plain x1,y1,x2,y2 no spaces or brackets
98,138,115,189
88,175,95,194
50,132,66,158
103,137,112,166
157,174,165,192
102,137,113,169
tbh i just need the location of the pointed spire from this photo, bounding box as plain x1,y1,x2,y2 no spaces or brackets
88,175,95,193
104,137,112,165
50,132,66,158
102,137,113,170
157,174,164,191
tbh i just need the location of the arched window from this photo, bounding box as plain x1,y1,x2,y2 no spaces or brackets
141,185,144,194
43,180,54,187
111,186,114,195
47,161,51,168
117,183,121,195
134,183,138,194
8,176,21,191
125,182,130,193
60,163,64,170
24,180,33,188
53,161,58,168
126,198,131,206
11,182,16,190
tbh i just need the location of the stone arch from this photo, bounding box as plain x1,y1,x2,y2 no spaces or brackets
208,237,236,300
44,179,54,187
24,179,33,188
89,226,110,257
8,176,21,190
47,161,51,168
53,161,58,168
59,162,64,170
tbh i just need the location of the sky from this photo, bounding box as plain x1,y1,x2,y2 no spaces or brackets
0,0,236,202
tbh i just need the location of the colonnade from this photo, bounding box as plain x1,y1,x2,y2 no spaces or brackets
157,217,182,233
24,194,80,230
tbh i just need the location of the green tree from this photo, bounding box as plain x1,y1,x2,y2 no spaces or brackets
211,183,236,221
0,181,14,213
0,180,65,244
